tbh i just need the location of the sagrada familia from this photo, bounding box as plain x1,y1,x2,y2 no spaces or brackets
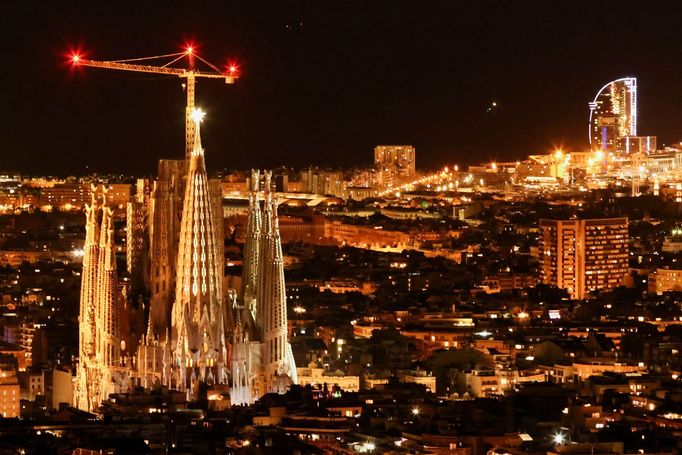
74,113,297,412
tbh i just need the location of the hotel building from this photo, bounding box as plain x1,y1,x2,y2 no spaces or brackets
539,218,629,300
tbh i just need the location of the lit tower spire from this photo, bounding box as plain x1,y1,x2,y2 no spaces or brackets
79,188,100,363
171,109,227,392
230,291,253,406
75,187,126,412
96,198,120,367
242,169,261,319
256,179,297,393
74,188,101,411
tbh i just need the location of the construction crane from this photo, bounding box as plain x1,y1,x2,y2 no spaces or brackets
70,46,239,160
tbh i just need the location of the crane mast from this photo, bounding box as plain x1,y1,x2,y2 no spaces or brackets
71,48,238,160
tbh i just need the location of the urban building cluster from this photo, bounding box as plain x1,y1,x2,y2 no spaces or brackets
0,78,681,454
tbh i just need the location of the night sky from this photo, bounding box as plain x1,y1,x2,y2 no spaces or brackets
2,1,682,176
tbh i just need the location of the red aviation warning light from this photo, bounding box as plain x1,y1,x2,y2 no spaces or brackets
225,61,240,80
71,54,81,64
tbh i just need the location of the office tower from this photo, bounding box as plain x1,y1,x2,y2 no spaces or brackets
74,188,126,412
170,114,228,393
374,145,416,190
231,170,297,404
589,77,637,153
539,218,629,300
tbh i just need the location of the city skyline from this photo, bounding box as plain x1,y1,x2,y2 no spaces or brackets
4,3,682,454
3,2,682,175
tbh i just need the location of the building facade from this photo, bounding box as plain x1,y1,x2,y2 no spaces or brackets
170,115,228,395
231,170,298,404
148,159,186,341
539,218,629,300
74,187,128,412
649,267,682,295
374,145,416,190
588,77,637,153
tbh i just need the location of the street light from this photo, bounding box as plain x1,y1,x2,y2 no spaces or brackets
411,406,420,416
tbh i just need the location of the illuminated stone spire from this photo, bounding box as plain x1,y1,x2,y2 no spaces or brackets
74,187,124,412
230,290,252,406
97,201,120,367
171,110,227,392
74,188,101,412
241,169,261,320
255,179,297,393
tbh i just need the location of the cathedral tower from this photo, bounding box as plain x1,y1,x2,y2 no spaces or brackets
74,188,125,412
231,170,297,403
171,110,228,392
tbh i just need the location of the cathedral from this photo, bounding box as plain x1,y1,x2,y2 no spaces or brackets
73,188,128,412
231,169,298,404
169,110,228,393
75,111,296,411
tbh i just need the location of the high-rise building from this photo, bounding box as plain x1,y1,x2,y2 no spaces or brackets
74,187,127,412
539,217,629,300
170,114,228,394
301,168,345,197
374,145,416,190
588,77,637,153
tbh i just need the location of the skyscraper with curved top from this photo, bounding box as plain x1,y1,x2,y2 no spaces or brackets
588,77,637,152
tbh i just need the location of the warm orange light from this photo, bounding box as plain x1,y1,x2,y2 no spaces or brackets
186,46,194,55
72,54,80,63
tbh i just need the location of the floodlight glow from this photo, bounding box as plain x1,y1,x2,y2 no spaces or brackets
553,432,565,445
191,108,205,123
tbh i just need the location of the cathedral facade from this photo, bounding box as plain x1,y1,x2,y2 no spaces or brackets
230,170,298,404
169,113,228,394
77,112,296,411
74,188,128,412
